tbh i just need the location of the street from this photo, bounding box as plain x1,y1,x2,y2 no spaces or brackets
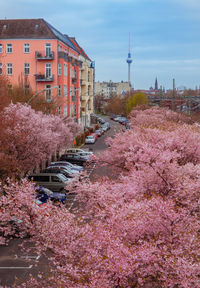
0,115,122,287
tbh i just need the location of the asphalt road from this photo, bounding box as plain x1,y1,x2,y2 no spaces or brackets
84,115,123,154
84,115,123,181
0,115,123,287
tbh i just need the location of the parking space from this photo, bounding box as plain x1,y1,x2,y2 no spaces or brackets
0,239,48,286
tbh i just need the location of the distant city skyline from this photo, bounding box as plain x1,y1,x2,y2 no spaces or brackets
1,0,200,89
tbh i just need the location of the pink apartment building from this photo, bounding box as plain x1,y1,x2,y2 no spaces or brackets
0,19,93,122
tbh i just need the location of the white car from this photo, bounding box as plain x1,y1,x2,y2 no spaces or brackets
85,135,96,144
65,148,93,155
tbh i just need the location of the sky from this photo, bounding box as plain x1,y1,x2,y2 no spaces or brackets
0,0,200,89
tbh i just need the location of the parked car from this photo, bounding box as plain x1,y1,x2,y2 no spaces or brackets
121,120,128,125
110,114,116,120
60,154,88,166
28,173,72,192
49,161,83,172
65,148,93,155
35,185,53,203
113,116,122,122
85,134,97,144
98,117,105,124
50,192,67,204
36,186,67,204
118,117,128,124
95,129,103,137
103,122,110,129
42,167,79,179
99,127,105,135
101,123,110,132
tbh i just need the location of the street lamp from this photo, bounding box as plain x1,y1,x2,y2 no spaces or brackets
27,85,59,104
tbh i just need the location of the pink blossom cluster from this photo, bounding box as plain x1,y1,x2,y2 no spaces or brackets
0,103,81,177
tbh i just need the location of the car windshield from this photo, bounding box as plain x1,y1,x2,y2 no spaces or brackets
58,174,68,182
87,136,94,139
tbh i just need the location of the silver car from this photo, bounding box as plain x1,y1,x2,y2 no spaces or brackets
28,173,72,192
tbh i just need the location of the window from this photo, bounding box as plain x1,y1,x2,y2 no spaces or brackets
32,175,49,182
0,63,2,75
7,63,12,75
65,63,68,76
57,106,61,116
0,44,2,53
6,43,12,53
58,63,61,75
24,43,30,53
64,85,67,96
45,84,51,101
73,104,76,116
52,176,61,182
45,63,51,78
45,43,51,57
24,63,30,75
70,87,73,96
58,85,61,96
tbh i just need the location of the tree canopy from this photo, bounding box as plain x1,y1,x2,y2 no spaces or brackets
0,103,81,179
0,107,199,288
126,92,149,115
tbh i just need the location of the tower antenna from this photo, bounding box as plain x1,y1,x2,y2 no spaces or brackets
126,32,132,87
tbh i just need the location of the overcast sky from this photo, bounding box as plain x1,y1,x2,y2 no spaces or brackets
1,0,200,89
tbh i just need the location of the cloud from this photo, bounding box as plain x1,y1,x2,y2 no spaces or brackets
137,58,200,67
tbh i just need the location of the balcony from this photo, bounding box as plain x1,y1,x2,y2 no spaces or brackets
35,51,54,60
72,96,77,102
72,77,77,84
80,78,87,86
80,94,89,101
35,74,54,82
58,51,69,61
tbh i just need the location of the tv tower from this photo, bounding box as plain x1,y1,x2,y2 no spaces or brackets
126,32,132,86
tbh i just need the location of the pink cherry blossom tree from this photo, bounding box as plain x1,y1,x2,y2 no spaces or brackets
0,103,81,178
1,107,199,287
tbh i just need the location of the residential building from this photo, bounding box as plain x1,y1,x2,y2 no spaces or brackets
95,80,131,99
0,19,94,124
70,37,95,127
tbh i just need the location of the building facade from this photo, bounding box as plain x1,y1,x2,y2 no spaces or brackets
95,80,131,99
0,19,94,125
70,37,94,127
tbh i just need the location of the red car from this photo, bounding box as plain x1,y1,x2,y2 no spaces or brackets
91,133,98,141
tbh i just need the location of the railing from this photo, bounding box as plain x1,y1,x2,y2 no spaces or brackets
58,51,69,61
35,74,54,82
72,96,77,102
35,51,54,60
72,77,77,84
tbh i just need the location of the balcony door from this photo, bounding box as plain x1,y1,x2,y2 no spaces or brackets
45,43,51,57
45,63,51,79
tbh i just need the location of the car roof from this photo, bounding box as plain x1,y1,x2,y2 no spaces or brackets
29,173,67,178
88,133,95,136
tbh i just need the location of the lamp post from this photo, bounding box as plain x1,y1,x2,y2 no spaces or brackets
27,85,59,104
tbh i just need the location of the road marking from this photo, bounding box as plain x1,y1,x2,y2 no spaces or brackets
18,255,40,260
0,265,33,269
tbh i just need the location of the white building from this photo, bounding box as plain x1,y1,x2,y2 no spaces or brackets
95,80,131,98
